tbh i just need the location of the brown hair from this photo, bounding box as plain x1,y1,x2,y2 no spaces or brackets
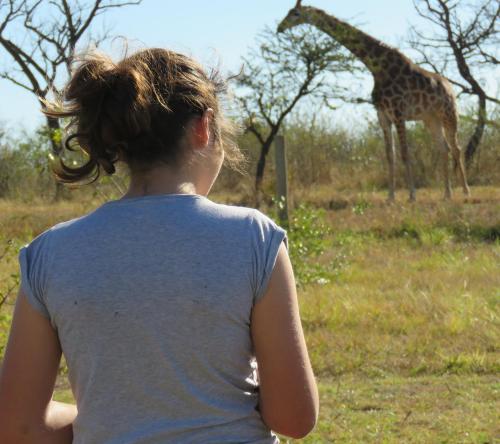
44,47,245,184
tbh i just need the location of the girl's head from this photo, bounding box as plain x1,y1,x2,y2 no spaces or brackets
44,47,244,188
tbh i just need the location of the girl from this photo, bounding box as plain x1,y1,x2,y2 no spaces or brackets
0,47,319,443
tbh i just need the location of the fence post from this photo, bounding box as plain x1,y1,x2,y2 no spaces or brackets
274,134,289,227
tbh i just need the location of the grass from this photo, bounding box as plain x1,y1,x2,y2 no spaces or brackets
1,185,499,443
302,374,499,443
300,239,499,378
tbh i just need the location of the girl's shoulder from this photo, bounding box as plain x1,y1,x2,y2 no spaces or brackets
202,199,283,229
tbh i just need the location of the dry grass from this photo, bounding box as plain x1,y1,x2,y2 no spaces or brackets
301,239,499,378
295,374,499,443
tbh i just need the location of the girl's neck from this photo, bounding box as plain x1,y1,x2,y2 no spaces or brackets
121,161,201,198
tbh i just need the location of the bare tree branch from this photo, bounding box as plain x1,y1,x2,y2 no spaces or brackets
409,0,499,164
0,70,33,91
1,1,144,97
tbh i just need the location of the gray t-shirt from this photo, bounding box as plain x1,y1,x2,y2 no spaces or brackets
18,193,288,444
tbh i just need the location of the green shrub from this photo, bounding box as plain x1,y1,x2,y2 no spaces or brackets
270,201,347,286
0,311,12,359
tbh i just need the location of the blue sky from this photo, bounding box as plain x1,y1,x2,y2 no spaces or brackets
0,0,492,132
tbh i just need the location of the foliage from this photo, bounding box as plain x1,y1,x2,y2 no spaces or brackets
235,24,357,189
0,238,20,360
1,105,499,203
0,123,129,200
0,311,12,358
270,200,348,287
237,24,356,132
0,126,56,199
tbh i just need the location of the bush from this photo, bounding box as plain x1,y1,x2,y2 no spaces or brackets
270,201,348,286
1,107,499,202
0,127,55,200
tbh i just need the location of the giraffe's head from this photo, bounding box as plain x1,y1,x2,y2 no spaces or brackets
277,0,306,33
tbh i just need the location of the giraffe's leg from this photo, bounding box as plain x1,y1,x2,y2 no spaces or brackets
377,110,395,201
444,123,471,197
395,119,416,201
442,138,452,200
426,120,452,199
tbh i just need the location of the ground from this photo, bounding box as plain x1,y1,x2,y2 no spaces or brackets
0,186,498,443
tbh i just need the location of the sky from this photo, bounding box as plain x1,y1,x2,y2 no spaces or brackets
0,0,495,133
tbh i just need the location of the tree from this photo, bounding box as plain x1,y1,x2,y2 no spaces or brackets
235,25,357,199
0,0,142,199
409,0,500,166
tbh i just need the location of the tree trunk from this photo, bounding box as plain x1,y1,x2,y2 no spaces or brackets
255,139,274,207
465,93,487,166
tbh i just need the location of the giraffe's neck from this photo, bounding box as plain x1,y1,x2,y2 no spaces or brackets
301,7,407,77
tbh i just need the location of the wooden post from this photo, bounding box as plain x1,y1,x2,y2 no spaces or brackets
274,135,289,227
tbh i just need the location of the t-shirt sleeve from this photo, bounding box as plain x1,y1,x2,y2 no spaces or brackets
18,235,51,319
250,209,289,305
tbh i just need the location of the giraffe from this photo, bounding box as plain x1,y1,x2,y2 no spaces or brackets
278,0,471,201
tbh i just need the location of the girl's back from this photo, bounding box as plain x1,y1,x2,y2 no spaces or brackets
21,194,285,443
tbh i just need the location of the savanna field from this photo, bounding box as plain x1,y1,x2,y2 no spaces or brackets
1,178,498,443
1,0,500,440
